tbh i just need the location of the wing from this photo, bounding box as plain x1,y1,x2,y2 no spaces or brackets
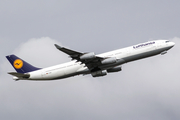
54,44,105,71
54,44,83,59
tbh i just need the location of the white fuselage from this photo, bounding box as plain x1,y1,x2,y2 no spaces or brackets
22,40,174,80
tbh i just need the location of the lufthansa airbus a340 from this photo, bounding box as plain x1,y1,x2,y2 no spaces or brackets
6,40,175,81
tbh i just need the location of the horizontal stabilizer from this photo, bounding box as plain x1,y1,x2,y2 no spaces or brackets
8,72,30,78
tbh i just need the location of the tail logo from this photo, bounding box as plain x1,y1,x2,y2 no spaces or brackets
13,59,23,69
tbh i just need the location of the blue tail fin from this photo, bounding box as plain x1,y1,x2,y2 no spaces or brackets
6,54,41,73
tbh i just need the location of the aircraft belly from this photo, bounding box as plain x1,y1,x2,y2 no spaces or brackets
50,64,82,80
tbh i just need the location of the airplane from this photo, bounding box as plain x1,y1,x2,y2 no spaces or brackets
6,40,175,81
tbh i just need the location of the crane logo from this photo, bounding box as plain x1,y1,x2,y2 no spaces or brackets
13,59,23,69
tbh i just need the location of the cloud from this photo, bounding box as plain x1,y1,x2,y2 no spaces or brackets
0,37,180,120
12,37,69,67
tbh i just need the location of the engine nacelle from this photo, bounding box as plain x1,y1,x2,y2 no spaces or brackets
101,57,117,65
80,52,96,60
91,71,107,77
107,66,122,73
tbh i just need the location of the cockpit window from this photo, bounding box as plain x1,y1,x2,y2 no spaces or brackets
165,41,169,43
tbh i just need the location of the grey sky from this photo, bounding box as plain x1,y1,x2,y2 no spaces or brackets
0,1,180,120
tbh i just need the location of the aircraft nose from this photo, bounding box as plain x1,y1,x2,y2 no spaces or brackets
168,42,175,49
170,42,175,47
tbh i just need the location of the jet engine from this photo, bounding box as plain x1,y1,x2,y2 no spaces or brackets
91,71,107,77
107,66,122,73
101,57,117,65
80,52,96,60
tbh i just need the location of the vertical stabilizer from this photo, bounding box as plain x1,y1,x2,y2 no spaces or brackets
6,55,41,73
